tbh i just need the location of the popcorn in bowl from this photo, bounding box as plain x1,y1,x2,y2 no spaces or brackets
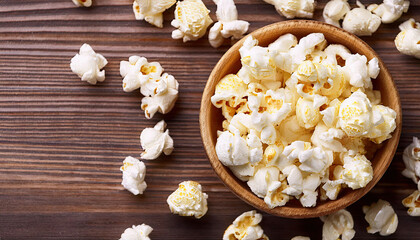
211,33,397,208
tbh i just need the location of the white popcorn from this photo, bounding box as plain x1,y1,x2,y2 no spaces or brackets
291,237,310,240
363,199,398,236
120,156,147,195
402,137,420,184
338,90,373,137
72,0,92,7
239,36,278,83
296,98,322,129
263,0,315,19
171,0,213,42
119,224,153,240
320,209,355,240
283,141,332,174
132,0,176,28
322,178,344,200
395,18,420,59
120,56,163,92
223,210,269,240
167,181,208,219
211,74,248,108
342,154,373,189
323,0,350,27
367,0,409,24
311,124,346,152
367,105,397,144
342,1,381,36
343,54,379,89
208,0,250,48
216,130,250,166
248,166,280,198
402,188,420,216
321,99,341,128
70,44,107,85
140,120,174,160
264,180,290,208
268,34,298,54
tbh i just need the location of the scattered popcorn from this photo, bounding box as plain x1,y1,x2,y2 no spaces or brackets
208,0,250,48
402,137,420,184
132,0,176,28
367,0,409,24
223,210,269,240
363,199,398,236
119,224,153,240
342,1,381,36
120,156,147,195
342,154,373,189
72,0,92,7
140,120,174,160
120,56,179,119
395,18,420,59
263,0,315,19
402,187,420,216
320,209,355,240
291,237,310,240
70,44,108,85
323,0,350,27
167,181,208,219
212,33,397,208
171,0,213,42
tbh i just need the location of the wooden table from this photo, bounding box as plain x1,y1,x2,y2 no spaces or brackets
0,0,419,239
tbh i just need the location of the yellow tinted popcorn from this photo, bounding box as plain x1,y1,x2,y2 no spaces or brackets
132,0,176,28
223,210,269,240
320,209,355,240
167,181,208,219
402,188,420,216
72,0,92,7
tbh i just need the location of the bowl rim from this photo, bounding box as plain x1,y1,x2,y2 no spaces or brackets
200,20,402,218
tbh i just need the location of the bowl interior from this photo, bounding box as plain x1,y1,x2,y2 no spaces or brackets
200,20,402,218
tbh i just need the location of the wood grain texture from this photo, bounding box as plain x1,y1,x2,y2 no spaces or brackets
0,0,419,239
201,20,402,218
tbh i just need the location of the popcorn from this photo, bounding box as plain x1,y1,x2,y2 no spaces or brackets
120,56,163,92
72,0,92,7
223,210,269,240
320,209,355,240
311,124,346,152
320,99,341,128
211,74,247,108
402,137,420,184
171,0,213,42
395,19,420,59
166,181,208,219
277,115,313,146
291,237,310,240
283,141,332,174
140,120,174,160
247,166,280,198
239,36,278,83
216,130,250,166
268,34,298,54
323,0,350,27
342,154,373,189
338,90,373,137
367,0,409,24
70,44,107,85
263,0,315,19
296,98,322,129
119,224,153,240
343,54,379,89
367,105,397,144
120,156,147,195
402,188,420,216
342,1,381,36
264,179,290,208
208,0,250,48
132,0,176,28
363,199,398,236
319,64,346,100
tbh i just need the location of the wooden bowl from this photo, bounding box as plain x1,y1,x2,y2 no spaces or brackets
200,20,402,218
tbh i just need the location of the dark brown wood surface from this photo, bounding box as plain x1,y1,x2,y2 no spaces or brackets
0,0,419,239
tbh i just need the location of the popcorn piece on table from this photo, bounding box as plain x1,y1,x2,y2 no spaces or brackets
223,210,269,240
291,237,310,240
363,199,398,236
120,56,163,92
166,181,208,219
263,0,315,19
70,43,107,85
208,0,250,48
323,0,350,27
402,185,420,216
367,0,409,24
171,0,213,42
320,209,355,240
120,156,147,195
342,1,381,36
72,0,92,7
395,18,420,59
366,105,397,144
119,224,153,240
140,120,174,160
342,154,373,189
402,137,420,184
132,0,176,28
